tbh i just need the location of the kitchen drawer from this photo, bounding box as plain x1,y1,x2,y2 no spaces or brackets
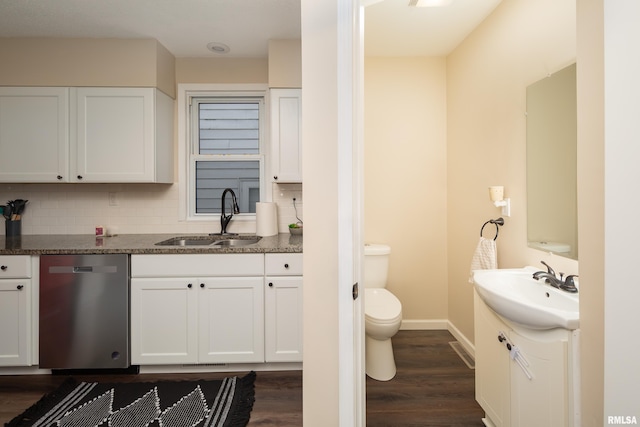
0,255,31,278
131,254,264,278
265,253,303,276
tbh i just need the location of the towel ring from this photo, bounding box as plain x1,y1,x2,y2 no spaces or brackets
480,217,505,241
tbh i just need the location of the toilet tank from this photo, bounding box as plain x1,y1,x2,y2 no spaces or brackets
363,244,391,288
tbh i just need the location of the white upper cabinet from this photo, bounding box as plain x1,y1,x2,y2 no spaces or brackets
72,88,173,183
270,88,302,183
0,87,174,183
0,87,69,182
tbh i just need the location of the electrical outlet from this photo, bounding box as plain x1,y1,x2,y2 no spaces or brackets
108,192,118,206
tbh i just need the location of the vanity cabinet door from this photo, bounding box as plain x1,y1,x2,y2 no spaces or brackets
130,278,199,365
198,277,264,363
509,330,568,427
475,291,511,427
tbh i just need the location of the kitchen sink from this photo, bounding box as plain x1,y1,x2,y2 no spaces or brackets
155,236,217,246
212,238,261,247
155,236,261,247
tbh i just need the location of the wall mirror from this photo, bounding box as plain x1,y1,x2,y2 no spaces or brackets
526,63,578,260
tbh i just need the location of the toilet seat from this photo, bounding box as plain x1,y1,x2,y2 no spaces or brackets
365,289,402,324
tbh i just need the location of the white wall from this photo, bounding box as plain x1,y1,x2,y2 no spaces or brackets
301,0,341,424
601,0,640,420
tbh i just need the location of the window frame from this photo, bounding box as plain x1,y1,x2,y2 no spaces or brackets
178,84,270,222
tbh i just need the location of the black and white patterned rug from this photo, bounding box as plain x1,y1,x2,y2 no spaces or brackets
7,372,256,427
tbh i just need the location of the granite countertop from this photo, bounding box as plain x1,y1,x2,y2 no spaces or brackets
0,233,302,255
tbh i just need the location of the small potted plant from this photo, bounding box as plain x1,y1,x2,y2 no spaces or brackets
288,222,303,235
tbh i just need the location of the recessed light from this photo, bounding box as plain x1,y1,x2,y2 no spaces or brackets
206,42,230,54
409,0,454,7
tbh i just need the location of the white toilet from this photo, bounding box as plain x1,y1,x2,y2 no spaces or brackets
364,243,403,381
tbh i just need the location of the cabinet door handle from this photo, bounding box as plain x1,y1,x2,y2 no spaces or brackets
0,265,7,271
187,283,193,288
268,282,274,287
200,283,205,288
57,175,63,180
17,285,24,290
274,176,278,180
284,263,289,269
77,175,83,180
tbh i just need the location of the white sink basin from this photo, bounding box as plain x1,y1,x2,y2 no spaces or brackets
473,267,579,330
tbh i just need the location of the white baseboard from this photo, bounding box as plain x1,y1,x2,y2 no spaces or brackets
139,362,302,374
446,320,475,359
400,319,475,359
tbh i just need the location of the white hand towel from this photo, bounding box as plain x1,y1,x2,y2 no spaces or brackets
469,237,497,283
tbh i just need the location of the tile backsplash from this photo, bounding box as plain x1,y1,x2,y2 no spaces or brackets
1,182,302,236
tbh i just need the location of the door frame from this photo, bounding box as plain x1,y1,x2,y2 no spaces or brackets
337,0,366,425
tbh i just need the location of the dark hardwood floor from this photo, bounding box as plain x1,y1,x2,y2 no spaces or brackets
0,330,483,426
366,330,484,426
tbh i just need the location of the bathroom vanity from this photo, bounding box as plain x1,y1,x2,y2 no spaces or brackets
474,291,579,427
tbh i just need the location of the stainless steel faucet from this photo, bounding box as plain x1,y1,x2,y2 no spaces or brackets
220,188,240,235
532,261,578,293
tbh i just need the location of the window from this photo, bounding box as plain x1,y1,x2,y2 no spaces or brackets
187,93,266,218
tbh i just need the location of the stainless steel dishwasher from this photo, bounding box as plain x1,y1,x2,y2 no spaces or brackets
39,254,130,370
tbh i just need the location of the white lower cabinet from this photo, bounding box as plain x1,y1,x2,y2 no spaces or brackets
474,291,576,427
0,256,32,366
197,277,264,363
131,253,304,367
130,278,199,365
265,253,303,362
131,276,264,365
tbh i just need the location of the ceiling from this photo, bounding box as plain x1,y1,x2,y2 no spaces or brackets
0,0,501,58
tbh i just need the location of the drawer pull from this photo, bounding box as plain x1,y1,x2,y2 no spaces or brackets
200,283,205,288
0,265,7,271
17,285,24,290
268,282,274,287
187,283,193,288
284,263,289,269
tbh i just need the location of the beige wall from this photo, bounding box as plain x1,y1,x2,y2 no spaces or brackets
446,0,576,344
364,57,448,324
175,58,267,84
576,1,604,423
268,39,302,88
0,38,176,98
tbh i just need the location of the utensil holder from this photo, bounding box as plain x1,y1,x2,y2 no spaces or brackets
5,220,21,237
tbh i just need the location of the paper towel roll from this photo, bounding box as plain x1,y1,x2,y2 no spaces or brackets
256,202,278,236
